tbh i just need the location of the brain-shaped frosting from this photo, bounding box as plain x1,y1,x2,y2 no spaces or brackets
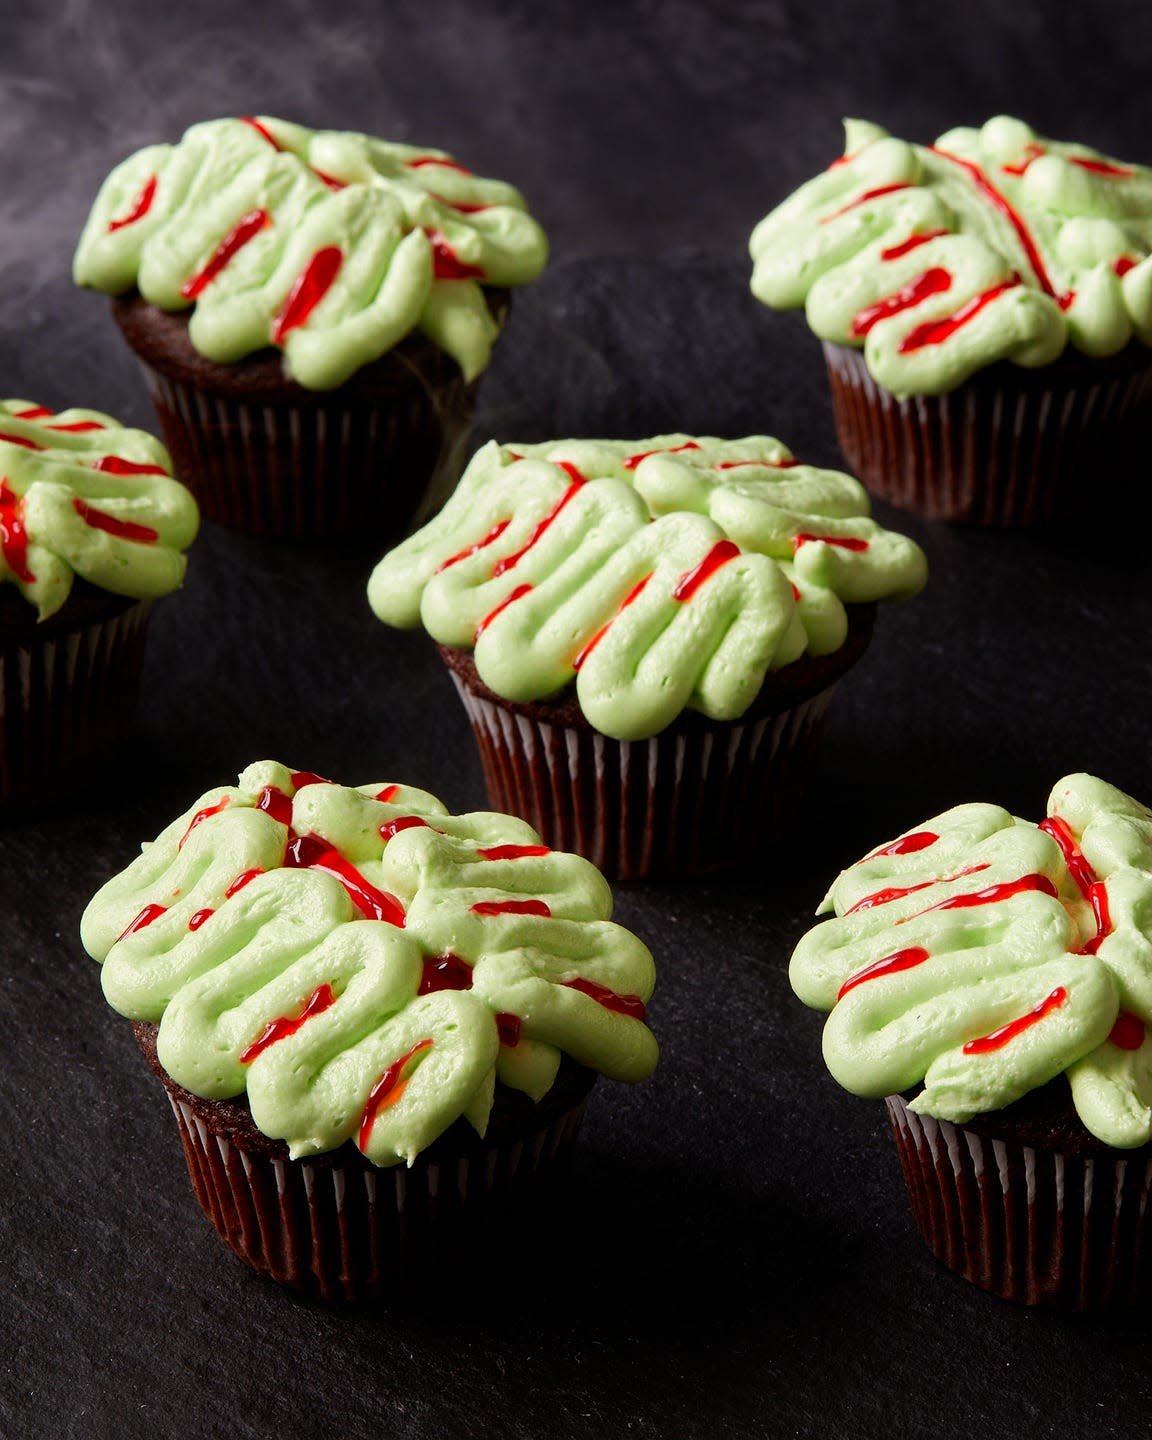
82,763,658,1167
368,435,927,740
74,117,549,388
1,400,198,619
750,116,1152,395
790,774,1152,1147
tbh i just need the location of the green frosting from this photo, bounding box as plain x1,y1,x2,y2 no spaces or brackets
750,116,1152,395
82,763,658,1167
789,774,1152,1148
0,399,198,619
367,436,927,741
73,117,548,388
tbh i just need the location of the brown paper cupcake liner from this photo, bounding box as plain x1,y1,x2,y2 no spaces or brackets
886,1094,1152,1310
0,595,150,809
824,341,1152,527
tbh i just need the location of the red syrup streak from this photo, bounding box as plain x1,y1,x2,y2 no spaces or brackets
187,908,214,931
1082,880,1112,956
117,903,166,941
672,540,740,602
1001,143,1045,178
1070,156,1134,178
793,532,870,553
178,795,231,848
492,479,585,577
225,868,263,898
427,230,486,281
573,573,653,671
291,771,331,791
271,246,343,345
880,229,950,260
430,194,490,214
380,815,430,843
91,456,167,477
181,208,269,300
46,421,105,433
561,976,647,1021
256,784,293,825
14,406,53,420
471,899,552,918
0,480,35,583
820,182,914,223
1114,257,1138,279
0,432,43,451
930,148,1056,296
359,1039,434,1148
107,174,158,232
284,833,407,926
897,872,1058,923
313,169,347,192
850,266,952,337
475,583,532,639
1038,815,1095,898
715,458,799,470
240,116,281,149
962,986,1067,1055
477,843,551,860
623,441,701,469
406,156,472,174
898,276,1022,355
495,1012,522,1047
1110,1011,1145,1051
844,863,990,916
375,785,399,804
239,983,338,1065
436,518,511,572
418,954,472,994
837,946,931,1000
862,830,939,862
71,497,159,544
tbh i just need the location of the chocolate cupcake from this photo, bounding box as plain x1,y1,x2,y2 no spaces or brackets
790,773,1152,1309
368,435,927,879
750,116,1152,525
73,116,547,539
81,763,658,1302
1,399,197,808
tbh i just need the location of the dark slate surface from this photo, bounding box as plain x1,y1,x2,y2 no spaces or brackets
3,2,1152,1437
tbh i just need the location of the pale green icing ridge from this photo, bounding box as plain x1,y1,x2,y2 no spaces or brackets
82,762,658,1167
73,117,548,387
367,436,927,741
0,399,198,619
790,774,1152,1147
750,115,1152,395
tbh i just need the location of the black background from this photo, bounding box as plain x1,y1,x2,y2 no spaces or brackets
3,2,1152,1436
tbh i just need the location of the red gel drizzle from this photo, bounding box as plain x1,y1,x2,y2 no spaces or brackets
256,784,292,826
714,458,799,470
962,986,1067,1055
271,246,343,344
1001,143,1045,178
845,864,990,916
239,983,337,1065
930,148,1056,296
181,208,269,300
471,899,552,918
91,456,167,477
291,771,331,791
1038,815,1095,898
850,267,952,337
477,843,551,861
178,795,231,848
880,229,950,261
495,1012,522,1047
1070,156,1133,178
225,868,263,898
492,479,585,577
899,276,1022,354
285,833,407,926
821,182,914,223
427,230,486,281
375,785,399,804
117,903,167,942
380,815,430,843
1082,880,1112,956
475,583,532,639
431,195,490,214
562,976,647,1021
418,954,473,994
863,830,939,862
406,155,472,174
46,421,105,433
837,946,931,1000
672,540,740,602
72,497,159,544
573,573,653,671
313,169,347,192
793,532,870,553
240,116,281,149
14,406,53,421
1110,1011,1145,1051
436,517,511,572
360,1039,434,1147
0,480,35,583
0,431,44,451
187,908,214,932
107,174,158,233
1114,257,1138,278
623,440,701,470
900,872,1057,922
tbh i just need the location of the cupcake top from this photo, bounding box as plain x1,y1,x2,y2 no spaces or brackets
0,399,198,620
73,116,549,389
790,773,1152,1148
367,435,927,741
82,762,658,1167
750,116,1152,395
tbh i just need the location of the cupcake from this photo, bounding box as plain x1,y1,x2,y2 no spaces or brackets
73,116,548,539
1,399,197,808
81,762,658,1302
749,116,1152,525
367,435,927,879
789,772,1152,1309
